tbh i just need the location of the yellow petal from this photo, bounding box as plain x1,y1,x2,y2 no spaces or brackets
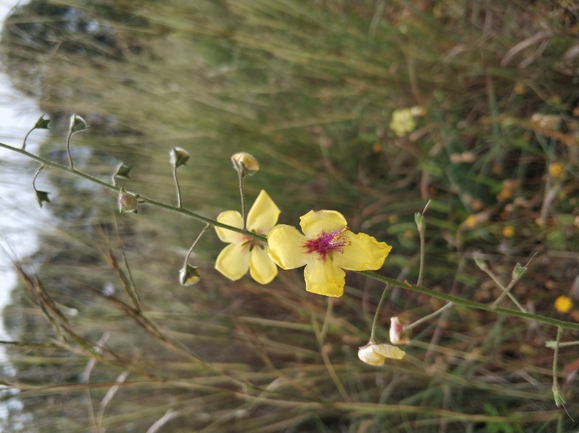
373,343,406,360
215,210,245,243
304,259,345,297
215,242,250,281
246,190,280,234
267,225,308,270
249,246,278,284
299,210,347,238
358,344,386,366
333,232,392,271
358,343,406,366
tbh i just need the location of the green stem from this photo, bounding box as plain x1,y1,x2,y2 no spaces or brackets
404,302,453,332
22,127,34,151
0,142,266,242
487,269,526,312
65,130,75,171
359,271,579,331
32,164,45,192
416,225,425,287
551,327,565,407
173,165,182,208
184,224,211,268
238,170,247,230
369,284,390,344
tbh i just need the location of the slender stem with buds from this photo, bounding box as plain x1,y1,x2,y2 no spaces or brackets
3,140,579,335
0,142,265,241
360,271,579,331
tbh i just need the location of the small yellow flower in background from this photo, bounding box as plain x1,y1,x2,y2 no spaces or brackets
514,82,526,94
358,343,406,366
548,162,565,178
502,226,514,238
496,188,513,201
267,210,392,297
214,190,280,284
554,295,573,313
465,215,478,229
390,108,415,137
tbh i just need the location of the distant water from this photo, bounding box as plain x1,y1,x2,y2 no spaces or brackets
0,0,49,424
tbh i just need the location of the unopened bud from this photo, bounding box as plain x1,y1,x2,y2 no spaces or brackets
473,252,487,270
414,212,425,232
69,114,88,134
114,163,133,180
511,262,527,280
35,190,51,208
552,385,566,407
389,316,410,345
118,189,138,214
179,264,201,286
358,343,406,366
231,152,259,176
170,147,190,168
34,114,50,130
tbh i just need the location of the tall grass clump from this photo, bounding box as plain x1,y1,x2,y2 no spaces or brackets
0,1,578,432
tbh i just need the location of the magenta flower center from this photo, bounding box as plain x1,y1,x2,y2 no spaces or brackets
303,227,349,261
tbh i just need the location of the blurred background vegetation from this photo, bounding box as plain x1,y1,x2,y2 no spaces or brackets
1,0,579,431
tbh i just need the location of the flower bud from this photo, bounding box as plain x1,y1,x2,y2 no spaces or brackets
170,147,190,168
34,114,50,130
389,316,410,345
552,385,566,407
511,262,527,280
179,264,201,286
114,162,133,180
118,189,138,214
231,152,259,176
69,114,88,134
358,343,406,366
473,252,487,271
35,190,51,208
414,212,425,232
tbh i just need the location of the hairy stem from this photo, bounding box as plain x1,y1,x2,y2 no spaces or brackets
360,270,579,331
0,142,265,242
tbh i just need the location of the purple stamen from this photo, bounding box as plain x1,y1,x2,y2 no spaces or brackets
303,227,349,261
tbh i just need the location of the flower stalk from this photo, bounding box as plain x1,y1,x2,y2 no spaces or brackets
180,223,210,286
0,141,264,240
369,284,390,345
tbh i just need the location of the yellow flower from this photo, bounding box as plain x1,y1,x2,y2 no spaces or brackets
554,295,573,313
214,190,280,284
548,162,564,178
502,226,514,238
390,108,416,137
358,343,406,366
267,210,392,297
